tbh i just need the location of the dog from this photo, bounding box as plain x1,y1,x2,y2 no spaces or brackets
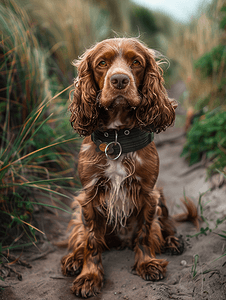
61,38,186,297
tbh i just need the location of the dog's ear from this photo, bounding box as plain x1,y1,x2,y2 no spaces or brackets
69,48,99,136
136,48,177,133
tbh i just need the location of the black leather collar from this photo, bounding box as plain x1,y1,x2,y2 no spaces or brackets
91,128,154,159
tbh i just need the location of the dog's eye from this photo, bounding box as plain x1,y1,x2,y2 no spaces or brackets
132,60,140,66
98,61,107,67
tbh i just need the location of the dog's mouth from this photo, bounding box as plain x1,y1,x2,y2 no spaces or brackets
102,95,138,111
112,95,129,107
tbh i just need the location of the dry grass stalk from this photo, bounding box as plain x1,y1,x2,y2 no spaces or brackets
167,0,224,109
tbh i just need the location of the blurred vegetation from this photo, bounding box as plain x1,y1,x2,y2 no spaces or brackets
0,0,80,251
0,0,225,253
167,0,226,175
168,0,226,111
0,1,50,133
19,0,178,83
181,109,226,176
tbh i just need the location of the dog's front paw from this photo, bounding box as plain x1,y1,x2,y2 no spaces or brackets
61,253,82,277
71,272,103,298
132,258,168,281
164,235,184,255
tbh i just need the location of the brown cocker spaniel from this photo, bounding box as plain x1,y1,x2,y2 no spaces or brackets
61,38,185,297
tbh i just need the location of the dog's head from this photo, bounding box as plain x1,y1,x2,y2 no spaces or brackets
70,38,177,136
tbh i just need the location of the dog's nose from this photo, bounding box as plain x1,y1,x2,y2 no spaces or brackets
110,74,130,90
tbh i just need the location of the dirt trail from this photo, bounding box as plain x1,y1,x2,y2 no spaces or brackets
1,127,226,300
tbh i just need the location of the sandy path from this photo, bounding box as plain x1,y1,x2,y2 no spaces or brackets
1,127,226,300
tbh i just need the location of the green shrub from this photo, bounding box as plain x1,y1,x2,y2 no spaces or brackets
181,109,226,176
194,44,226,78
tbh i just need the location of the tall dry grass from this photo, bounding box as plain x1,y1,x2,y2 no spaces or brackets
22,0,176,81
0,0,80,250
0,0,51,132
167,0,225,109
22,0,112,80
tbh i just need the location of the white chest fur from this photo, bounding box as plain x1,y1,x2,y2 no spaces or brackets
105,156,134,226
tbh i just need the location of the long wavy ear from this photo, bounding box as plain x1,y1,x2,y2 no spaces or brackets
69,49,99,136
136,49,177,133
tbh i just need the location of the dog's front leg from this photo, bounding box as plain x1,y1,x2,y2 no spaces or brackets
132,190,168,281
71,202,106,298
61,188,106,298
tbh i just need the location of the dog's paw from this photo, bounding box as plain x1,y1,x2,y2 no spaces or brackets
164,235,184,255
132,258,168,281
61,253,82,277
71,272,103,298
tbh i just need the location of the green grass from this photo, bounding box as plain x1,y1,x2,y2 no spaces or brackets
0,0,81,252
191,254,199,278
187,189,226,239
0,94,80,249
186,188,226,279
0,0,51,129
186,189,226,268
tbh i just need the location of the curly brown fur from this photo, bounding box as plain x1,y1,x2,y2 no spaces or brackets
69,38,177,136
61,38,193,298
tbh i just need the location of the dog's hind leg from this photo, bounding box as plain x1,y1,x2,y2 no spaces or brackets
157,188,184,255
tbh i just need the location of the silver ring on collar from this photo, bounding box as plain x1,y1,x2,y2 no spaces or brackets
105,141,122,160
105,130,122,160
